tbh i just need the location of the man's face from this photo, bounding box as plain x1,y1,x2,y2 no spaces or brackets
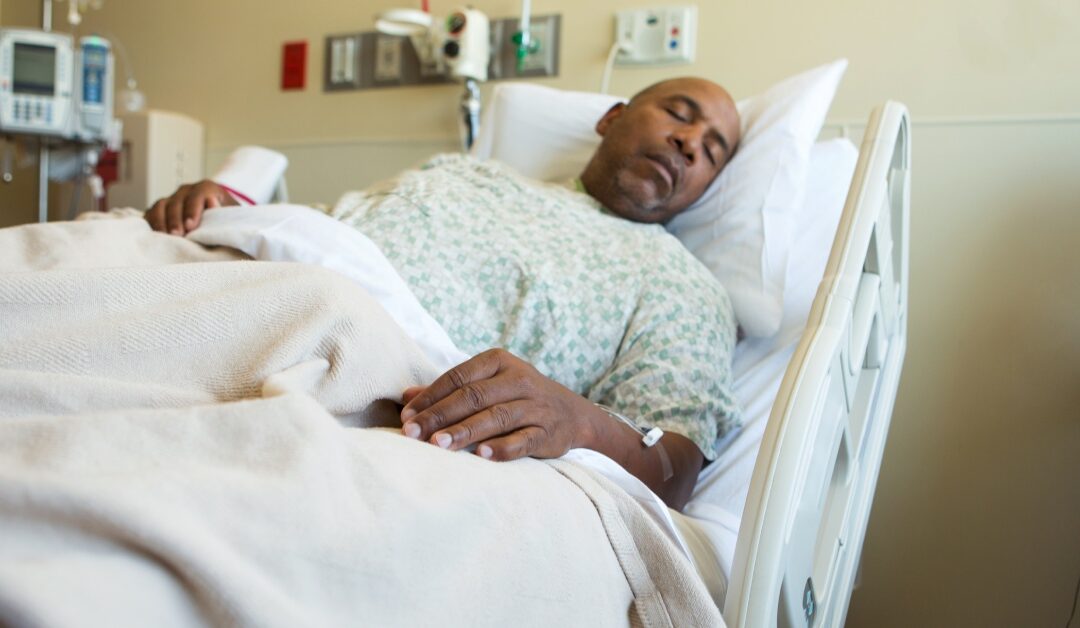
581,78,740,223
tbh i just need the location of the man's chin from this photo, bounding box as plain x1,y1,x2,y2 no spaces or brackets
615,173,668,207
609,199,670,224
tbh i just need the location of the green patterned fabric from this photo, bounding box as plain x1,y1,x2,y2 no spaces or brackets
331,154,739,459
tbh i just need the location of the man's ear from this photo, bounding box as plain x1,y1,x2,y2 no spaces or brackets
595,102,627,136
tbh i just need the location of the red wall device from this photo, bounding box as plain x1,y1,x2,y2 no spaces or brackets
281,41,307,90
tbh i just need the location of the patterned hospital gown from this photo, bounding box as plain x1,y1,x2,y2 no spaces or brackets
331,154,739,459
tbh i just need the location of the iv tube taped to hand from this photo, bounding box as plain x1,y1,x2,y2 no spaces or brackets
595,403,674,481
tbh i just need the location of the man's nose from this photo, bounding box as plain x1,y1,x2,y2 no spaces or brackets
670,126,705,164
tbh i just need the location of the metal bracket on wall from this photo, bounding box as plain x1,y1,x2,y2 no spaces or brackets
323,14,560,92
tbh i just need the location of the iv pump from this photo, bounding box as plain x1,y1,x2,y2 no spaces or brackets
0,28,115,143
0,27,118,221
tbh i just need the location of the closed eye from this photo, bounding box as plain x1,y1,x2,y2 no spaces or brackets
704,145,716,167
666,107,688,122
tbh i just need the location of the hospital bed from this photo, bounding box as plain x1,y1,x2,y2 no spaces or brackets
467,61,911,625
0,72,909,627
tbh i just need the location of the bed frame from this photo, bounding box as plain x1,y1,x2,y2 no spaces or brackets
725,102,911,627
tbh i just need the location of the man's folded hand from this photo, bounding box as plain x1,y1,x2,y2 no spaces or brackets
145,179,239,236
399,348,605,461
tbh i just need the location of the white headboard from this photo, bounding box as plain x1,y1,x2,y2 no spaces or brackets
725,102,911,627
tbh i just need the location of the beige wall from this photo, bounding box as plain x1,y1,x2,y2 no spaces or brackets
851,118,1080,627
1,0,1079,625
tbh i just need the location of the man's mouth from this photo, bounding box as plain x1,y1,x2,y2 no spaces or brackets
646,154,679,194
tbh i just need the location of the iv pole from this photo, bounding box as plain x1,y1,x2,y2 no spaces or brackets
38,0,52,223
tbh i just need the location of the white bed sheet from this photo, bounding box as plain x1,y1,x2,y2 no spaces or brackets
674,138,859,606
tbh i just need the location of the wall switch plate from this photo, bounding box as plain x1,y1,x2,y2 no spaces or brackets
324,34,362,90
615,6,696,65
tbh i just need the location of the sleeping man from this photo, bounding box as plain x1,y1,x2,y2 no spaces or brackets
146,78,741,511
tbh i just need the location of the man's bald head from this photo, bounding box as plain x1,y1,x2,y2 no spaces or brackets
580,77,740,223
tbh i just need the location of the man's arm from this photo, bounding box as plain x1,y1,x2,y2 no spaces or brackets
399,348,704,511
145,180,239,235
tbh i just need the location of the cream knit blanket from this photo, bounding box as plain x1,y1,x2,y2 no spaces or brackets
0,217,721,627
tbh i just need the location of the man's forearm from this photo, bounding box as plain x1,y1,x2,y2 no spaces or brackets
580,405,704,511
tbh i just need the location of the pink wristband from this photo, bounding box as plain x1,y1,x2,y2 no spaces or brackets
217,182,256,206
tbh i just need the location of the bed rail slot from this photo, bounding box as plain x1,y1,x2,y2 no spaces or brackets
867,192,899,339
849,272,883,375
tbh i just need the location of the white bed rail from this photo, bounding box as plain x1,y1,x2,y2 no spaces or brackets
725,102,911,628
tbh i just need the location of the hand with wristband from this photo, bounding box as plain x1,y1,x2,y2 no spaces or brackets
399,348,703,510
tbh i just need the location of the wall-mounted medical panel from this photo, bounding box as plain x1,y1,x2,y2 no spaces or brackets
615,6,696,66
323,14,559,93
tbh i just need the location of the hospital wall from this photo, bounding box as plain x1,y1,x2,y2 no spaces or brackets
1,0,1078,625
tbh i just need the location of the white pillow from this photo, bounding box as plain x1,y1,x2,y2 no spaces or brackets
783,138,859,336
733,138,860,374
472,85,623,182
472,59,848,338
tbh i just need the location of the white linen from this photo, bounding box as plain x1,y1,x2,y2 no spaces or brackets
0,209,245,270
0,230,720,627
188,204,469,374
185,205,688,553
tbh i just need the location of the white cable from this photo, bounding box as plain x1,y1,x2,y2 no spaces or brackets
100,31,137,89
600,40,624,95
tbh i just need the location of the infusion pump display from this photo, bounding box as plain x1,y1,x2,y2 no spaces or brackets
0,28,114,142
